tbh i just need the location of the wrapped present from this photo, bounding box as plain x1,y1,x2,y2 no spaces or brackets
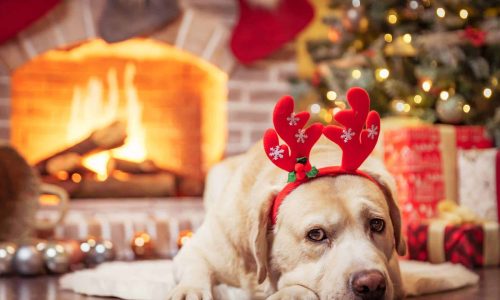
407,201,500,268
458,148,500,222
384,127,443,219
384,124,493,221
455,126,494,149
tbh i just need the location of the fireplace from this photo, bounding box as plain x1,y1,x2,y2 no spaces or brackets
0,0,299,262
0,1,296,198
10,38,227,197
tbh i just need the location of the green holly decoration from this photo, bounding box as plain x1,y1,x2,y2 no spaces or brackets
306,166,319,178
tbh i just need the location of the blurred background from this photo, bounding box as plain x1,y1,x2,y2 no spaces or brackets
0,0,499,279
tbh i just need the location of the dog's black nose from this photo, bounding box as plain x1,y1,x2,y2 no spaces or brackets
351,270,386,300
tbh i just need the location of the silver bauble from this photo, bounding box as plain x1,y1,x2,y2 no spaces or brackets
43,242,70,274
436,94,466,124
342,7,367,33
345,8,361,30
0,242,17,275
84,240,116,266
13,245,44,276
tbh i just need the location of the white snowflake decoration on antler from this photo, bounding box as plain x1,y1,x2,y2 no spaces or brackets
268,146,284,160
367,124,378,140
341,128,355,143
295,129,308,143
286,113,299,126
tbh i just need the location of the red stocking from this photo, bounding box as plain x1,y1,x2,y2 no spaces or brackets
230,0,314,64
0,0,61,44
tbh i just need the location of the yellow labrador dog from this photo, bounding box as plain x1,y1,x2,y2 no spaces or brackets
169,136,406,300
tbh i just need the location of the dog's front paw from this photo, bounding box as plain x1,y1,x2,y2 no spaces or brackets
267,285,318,300
167,284,213,300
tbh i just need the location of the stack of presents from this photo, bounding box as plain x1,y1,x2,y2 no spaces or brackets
382,122,499,268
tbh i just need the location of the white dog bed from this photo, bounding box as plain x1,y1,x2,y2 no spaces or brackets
60,260,478,299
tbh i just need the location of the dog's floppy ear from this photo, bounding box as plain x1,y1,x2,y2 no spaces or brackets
366,171,406,256
248,187,276,284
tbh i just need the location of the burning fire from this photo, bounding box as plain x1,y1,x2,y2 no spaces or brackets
66,63,147,180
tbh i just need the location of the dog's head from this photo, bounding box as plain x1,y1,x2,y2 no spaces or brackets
253,88,405,299
250,172,405,300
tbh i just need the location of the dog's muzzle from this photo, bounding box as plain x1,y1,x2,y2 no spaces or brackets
350,270,386,300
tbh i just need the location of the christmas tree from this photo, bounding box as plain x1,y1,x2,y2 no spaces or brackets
292,0,500,125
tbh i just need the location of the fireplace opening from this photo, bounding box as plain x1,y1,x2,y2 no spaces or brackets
11,38,227,198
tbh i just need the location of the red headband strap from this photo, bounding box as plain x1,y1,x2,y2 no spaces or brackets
270,167,381,225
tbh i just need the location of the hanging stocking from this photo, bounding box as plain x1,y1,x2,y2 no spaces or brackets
0,0,61,44
230,0,314,64
99,0,181,43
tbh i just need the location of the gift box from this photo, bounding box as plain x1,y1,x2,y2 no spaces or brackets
458,148,500,222
384,125,493,221
384,127,443,219
407,221,499,268
455,126,494,149
407,201,500,268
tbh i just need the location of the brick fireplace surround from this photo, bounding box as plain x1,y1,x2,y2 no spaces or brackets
0,0,297,157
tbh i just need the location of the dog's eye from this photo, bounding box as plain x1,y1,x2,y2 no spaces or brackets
370,218,385,233
307,228,327,242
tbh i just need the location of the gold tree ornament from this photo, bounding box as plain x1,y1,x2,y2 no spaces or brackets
131,232,156,259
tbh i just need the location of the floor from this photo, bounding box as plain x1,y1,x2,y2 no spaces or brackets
0,268,498,299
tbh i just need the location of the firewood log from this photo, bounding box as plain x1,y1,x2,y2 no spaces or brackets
72,173,176,198
177,176,204,197
107,158,160,175
44,152,98,177
45,153,82,175
106,158,204,196
34,121,127,175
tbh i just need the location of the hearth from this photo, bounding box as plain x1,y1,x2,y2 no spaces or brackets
10,38,227,198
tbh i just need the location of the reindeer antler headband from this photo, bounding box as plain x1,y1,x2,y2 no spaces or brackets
263,87,381,225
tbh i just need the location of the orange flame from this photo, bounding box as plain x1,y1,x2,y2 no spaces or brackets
67,63,147,180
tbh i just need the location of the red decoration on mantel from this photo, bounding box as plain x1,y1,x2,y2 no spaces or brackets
263,87,382,225
0,0,61,44
230,0,314,64
323,88,381,171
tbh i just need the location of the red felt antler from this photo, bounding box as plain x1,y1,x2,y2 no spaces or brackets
263,96,323,182
323,87,380,171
